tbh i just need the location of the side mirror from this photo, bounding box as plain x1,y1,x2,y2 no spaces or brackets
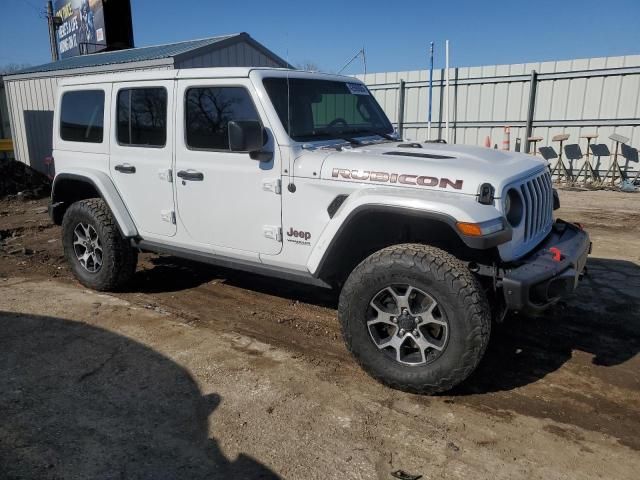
228,120,264,153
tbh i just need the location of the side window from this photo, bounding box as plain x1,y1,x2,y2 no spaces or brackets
60,90,105,143
117,88,167,147
185,87,260,150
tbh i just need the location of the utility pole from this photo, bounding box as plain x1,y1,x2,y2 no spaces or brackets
427,42,434,141
445,40,450,143
47,1,59,61
362,46,367,76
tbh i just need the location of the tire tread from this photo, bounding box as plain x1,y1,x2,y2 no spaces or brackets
338,243,490,394
62,198,137,291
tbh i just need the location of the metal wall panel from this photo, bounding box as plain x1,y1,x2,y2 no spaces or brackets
358,55,640,175
176,43,283,69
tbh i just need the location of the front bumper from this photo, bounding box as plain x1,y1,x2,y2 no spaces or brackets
501,220,591,313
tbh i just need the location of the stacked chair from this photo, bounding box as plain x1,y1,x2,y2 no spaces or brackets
529,131,638,189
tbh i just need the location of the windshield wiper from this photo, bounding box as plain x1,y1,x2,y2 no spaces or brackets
335,134,362,146
294,130,362,146
341,129,396,141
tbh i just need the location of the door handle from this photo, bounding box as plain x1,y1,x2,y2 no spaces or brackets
115,164,136,174
177,170,204,181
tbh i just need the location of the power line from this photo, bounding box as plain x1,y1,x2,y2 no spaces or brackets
337,48,367,75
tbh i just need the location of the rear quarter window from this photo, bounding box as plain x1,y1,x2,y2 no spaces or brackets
60,90,105,143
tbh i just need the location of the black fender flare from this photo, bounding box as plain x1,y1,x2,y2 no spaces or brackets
312,204,511,279
50,171,138,238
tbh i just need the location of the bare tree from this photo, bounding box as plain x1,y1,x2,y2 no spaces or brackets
295,61,321,73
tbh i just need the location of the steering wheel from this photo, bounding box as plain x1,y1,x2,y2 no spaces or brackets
327,118,348,129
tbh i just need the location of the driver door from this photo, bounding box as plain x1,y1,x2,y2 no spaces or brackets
174,79,282,256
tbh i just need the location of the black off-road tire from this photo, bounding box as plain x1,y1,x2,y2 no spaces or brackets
338,243,491,394
62,198,138,291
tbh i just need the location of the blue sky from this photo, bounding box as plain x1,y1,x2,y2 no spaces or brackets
2,0,639,74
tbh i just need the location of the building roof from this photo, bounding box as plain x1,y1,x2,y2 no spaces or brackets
4,32,289,78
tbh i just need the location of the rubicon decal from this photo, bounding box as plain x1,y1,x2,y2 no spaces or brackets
331,168,463,190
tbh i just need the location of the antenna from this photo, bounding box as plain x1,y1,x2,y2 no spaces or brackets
285,45,292,138
285,42,297,193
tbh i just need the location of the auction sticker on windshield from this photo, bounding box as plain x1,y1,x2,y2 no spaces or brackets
346,83,369,95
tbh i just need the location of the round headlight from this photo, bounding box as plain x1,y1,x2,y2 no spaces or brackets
504,192,511,215
504,188,523,227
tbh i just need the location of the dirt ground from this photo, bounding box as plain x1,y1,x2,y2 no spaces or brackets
1,189,639,479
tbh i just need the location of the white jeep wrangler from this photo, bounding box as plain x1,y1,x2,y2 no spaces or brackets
49,68,590,393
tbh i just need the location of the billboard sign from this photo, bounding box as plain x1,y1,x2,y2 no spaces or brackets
54,0,107,58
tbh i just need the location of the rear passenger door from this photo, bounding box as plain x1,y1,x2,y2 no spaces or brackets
110,81,176,237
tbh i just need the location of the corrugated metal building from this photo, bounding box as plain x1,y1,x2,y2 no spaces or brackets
1,32,289,172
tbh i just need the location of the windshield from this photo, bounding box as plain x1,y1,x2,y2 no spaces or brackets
263,77,394,142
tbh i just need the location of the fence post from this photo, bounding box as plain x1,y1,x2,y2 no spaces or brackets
397,79,406,139
524,70,538,153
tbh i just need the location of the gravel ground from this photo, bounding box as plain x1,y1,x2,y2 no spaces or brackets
0,189,639,479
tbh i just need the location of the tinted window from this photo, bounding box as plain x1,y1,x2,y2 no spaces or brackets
117,88,167,147
262,78,393,142
185,87,260,150
60,90,104,143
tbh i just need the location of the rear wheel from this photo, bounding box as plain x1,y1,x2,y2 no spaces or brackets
62,198,137,291
338,244,491,394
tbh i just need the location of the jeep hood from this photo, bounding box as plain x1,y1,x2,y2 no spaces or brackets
318,142,548,196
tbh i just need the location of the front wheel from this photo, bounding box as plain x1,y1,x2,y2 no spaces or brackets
338,244,491,394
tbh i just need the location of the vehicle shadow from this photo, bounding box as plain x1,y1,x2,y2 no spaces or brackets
0,311,280,479
453,257,640,394
129,254,639,395
133,254,339,308
132,254,220,293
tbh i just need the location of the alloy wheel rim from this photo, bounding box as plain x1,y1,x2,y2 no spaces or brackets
367,285,449,366
73,223,103,273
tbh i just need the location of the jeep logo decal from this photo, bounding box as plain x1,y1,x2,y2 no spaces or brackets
286,228,311,245
287,228,311,240
331,168,463,190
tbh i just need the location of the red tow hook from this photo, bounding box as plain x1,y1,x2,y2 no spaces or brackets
549,247,562,262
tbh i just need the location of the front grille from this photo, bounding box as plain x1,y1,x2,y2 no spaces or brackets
519,170,553,242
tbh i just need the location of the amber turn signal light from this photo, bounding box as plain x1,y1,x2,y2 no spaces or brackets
456,218,504,237
456,222,483,236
